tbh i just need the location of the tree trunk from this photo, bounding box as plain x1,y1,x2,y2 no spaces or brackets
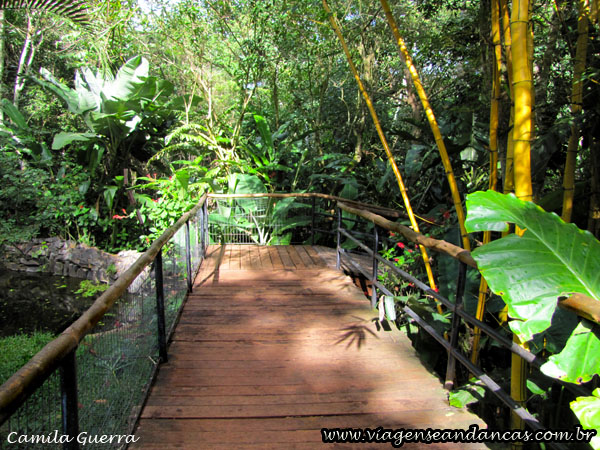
561,0,589,222
13,13,43,109
0,10,5,121
588,139,600,237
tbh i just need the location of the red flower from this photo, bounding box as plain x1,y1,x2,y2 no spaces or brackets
112,214,127,220
389,232,396,237
122,208,127,214
152,198,158,203
394,258,399,262
397,242,405,249
407,249,413,253
434,287,439,293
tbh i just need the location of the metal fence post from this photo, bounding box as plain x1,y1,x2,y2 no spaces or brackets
185,221,193,293
202,201,208,257
155,251,168,363
336,207,342,270
311,196,316,245
200,204,205,260
59,350,79,450
444,260,467,390
371,226,379,309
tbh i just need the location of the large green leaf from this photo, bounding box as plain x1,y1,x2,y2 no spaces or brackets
52,132,96,150
570,388,600,450
0,99,28,130
540,321,600,384
253,114,274,161
465,190,600,341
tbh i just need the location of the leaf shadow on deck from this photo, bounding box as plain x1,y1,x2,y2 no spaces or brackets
132,245,489,449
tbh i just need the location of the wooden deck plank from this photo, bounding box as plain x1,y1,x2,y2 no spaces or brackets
258,245,274,270
267,245,284,269
133,245,487,449
303,244,326,267
285,246,306,268
275,245,294,268
294,245,316,267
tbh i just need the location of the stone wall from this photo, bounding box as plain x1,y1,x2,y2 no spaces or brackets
1,237,143,285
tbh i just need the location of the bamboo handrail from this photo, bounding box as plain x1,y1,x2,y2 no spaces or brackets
337,201,478,268
0,194,207,424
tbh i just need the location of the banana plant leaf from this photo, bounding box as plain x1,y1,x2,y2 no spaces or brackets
465,190,600,342
540,320,600,384
570,388,600,450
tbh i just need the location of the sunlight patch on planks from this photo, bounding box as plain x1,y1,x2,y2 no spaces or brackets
132,245,488,449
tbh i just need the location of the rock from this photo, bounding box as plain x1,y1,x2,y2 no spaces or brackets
0,237,147,292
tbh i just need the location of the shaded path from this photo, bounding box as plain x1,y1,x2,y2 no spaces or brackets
132,245,487,449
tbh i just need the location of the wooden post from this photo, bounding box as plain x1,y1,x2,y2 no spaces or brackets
336,208,342,271
371,226,379,309
445,260,467,390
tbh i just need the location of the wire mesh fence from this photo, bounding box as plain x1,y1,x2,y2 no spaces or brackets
208,196,313,245
0,201,207,449
206,195,347,246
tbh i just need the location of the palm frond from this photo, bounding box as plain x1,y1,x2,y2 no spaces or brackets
0,0,90,24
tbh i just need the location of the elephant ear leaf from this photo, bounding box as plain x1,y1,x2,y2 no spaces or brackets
464,190,600,342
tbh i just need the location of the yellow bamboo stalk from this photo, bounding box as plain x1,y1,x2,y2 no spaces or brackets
472,0,503,366
511,0,533,202
322,0,440,300
510,0,534,438
379,0,470,252
502,0,515,196
562,0,589,222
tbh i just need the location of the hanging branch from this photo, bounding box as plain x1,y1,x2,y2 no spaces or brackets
561,0,589,222
379,0,471,252
321,0,440,303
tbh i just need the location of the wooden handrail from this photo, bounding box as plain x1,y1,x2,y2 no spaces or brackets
0,194,207,423
337,201,478,268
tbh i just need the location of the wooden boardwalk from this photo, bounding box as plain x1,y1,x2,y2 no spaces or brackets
132,245,488,449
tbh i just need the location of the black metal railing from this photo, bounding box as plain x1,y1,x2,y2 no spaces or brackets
0,195,209,449
334,201,591,450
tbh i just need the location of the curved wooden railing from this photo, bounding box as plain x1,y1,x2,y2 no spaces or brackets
0,194,208,431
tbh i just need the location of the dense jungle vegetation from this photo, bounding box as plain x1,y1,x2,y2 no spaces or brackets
1,0,600,445
1,0,597,251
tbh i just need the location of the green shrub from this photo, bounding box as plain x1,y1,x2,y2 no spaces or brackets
0,332,55,385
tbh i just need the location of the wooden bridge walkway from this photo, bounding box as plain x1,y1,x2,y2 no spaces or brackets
132,245,487,449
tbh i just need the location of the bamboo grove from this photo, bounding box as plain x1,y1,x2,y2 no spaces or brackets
321,0,600,440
